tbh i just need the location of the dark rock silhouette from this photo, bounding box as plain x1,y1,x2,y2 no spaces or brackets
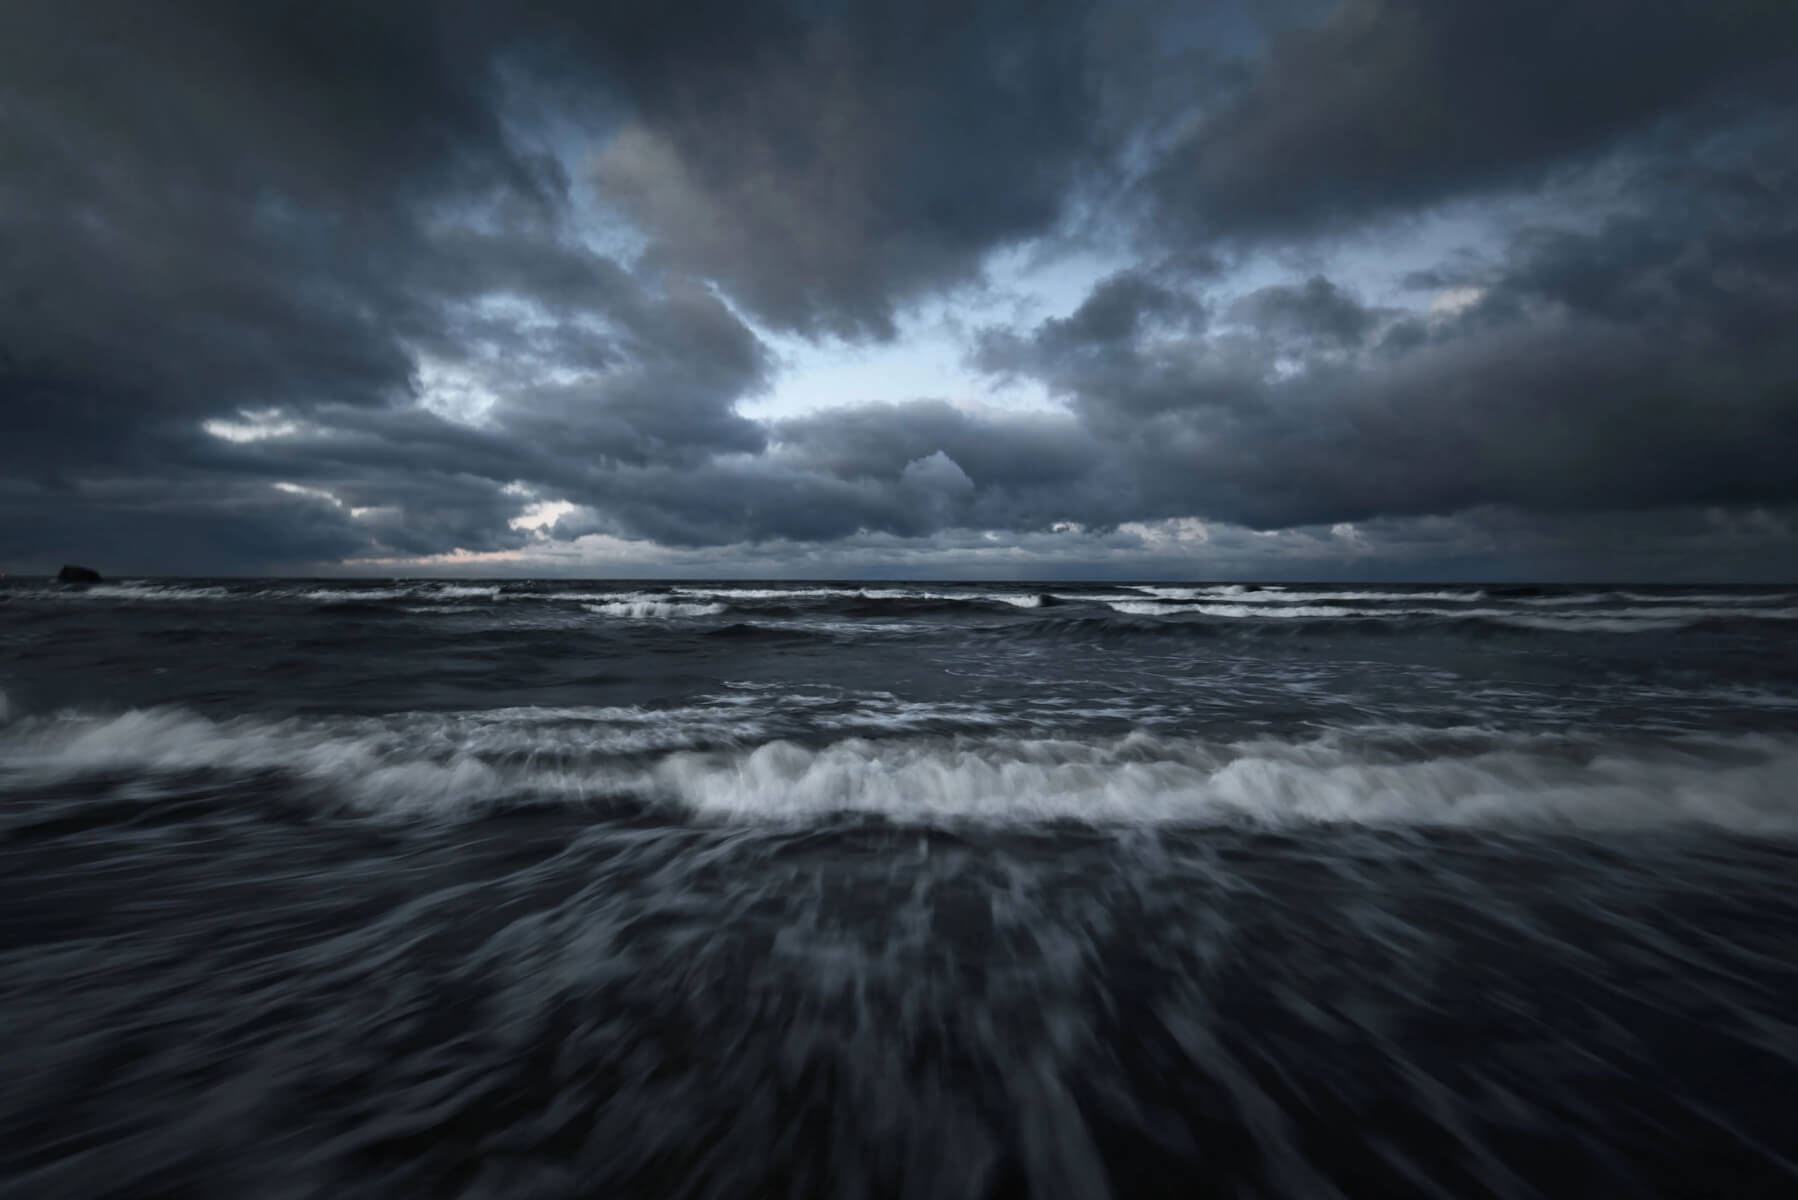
57,565,102,584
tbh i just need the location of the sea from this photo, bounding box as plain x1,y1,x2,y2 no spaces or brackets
2,578,1796,1198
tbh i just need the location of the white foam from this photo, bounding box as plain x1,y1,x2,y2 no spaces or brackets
857,588,1048,608
430,585,501,599
1110,600,1204,616
5,708,1797,833
658,586,1047,607
1136,586,1483,603
1294,590,1485,602
1105,599,1798,629
0,704,766,818
505,590,666,602
671,586,867,601
585,600,728,619
1110,601,1370,618
63,584,232,601
1143,589,1780,610
638,729,1798,831
1138,585,1242,599
298,588,414,602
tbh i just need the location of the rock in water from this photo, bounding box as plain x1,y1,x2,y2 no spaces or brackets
57,564,102,584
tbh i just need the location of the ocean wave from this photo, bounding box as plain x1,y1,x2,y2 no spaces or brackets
5,706,1797,832
1136,586,1486,603
670,585,868,602
857,588,1049,608
673,586,1056,609
1514,591,1795,607
652,730,1789,826
297,587,415,602
585,600,729,619
10,580,1790,623
1138,585,1260,599
1110,599,1213,616
1111,600,1444,619
47,583,234,602
1102,599,1798,630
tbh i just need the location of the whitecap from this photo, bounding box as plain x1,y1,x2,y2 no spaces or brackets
6,709,1798,834
65,584,233,602
297,588,415,603
1105,599,1798,629
586,600,728,619
1137,586,1485,604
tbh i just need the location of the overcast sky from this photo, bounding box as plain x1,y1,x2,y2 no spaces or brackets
4,0,1796,579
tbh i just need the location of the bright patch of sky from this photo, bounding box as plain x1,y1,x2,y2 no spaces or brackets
508,498,578,531
413,352,502,426
739,240,1129,419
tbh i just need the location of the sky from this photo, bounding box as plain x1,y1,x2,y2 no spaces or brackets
3,0,1797,580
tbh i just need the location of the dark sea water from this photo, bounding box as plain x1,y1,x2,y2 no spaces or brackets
3,578,1798,1198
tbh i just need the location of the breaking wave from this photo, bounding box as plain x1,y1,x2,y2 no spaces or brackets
5,705,1798,833
44,583,234,602
1135,586,1486,603
585,599,729,619
10,580,1795,635
1102,598,1798,631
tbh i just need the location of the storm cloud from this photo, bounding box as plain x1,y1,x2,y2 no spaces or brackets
2,0,1795,578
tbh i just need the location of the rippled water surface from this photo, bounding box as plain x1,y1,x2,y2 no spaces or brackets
3,579,1797,1197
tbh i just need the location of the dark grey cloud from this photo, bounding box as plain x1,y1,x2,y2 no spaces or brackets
0,0,788,568
0,0,1132,570
1229,277,1379,347
1147,0,1798,239
539,400,1101,548
979,124,1798,535
589,0,1110,340
3,0,1796,578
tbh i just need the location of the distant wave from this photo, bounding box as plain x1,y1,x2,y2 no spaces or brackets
45,583,235,602
1135,586,1487,603
8,581,1795,638
1102,599,1798,631
586,599,729,619
297,588,417,602
1510,591,1796,607
5,705,1797,833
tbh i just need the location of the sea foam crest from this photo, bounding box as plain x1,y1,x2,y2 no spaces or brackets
62,584,233,602
298,587,414,602
857,589,1048,608
5,708,1798,833
1103,599,1798,630
585,600,728,619
1136,586,1485,603
651,731,1798,829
